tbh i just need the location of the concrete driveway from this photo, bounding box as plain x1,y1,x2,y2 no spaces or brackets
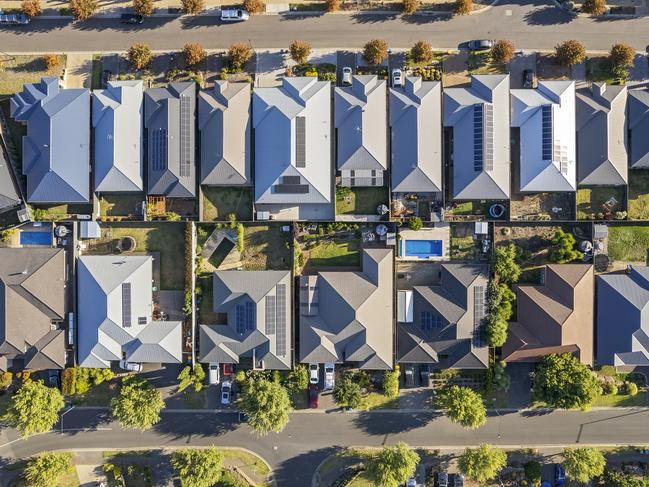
508,51,537,89
507,362,534,408
336,50,357,85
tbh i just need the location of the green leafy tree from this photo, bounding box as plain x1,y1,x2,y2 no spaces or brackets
284,365,309,394
609,43,635,78
581,0,606,15
486,281,516,347
409,216,423,230
171,448,223,487
562,447,606,483
534,353,601,409
410,40,433,64
383,366,400,399
177,364,206,393
289,40,312,65
333,373,363,409
549,229,583,263
492,243,521,284
3,380,64,437
524,461,542,484
111,376,165,431
454,0,472,14
438,386,486,429
24,452,73,487
363,39,389,65
555,40,586,66
627,382,639,396
458,444,507,483
491,39,515,64
366,442,420,487
604,469,648,487
239,378,292,435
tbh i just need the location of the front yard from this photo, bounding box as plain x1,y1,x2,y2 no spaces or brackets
202,186,253,221
336,187,389,216
0,54,66,97
576,187,626,220
467,50,507,75
607,225,649,263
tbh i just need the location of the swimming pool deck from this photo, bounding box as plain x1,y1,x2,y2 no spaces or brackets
398,225,451,261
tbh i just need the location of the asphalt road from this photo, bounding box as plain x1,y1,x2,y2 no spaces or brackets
1,1,649,53
1,408,649,486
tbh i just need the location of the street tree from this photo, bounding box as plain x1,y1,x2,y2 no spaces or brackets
604,469,647,487
454,0,472,15
366,442,420,487
581,0,606,14
609,43,635,78
333,372,363,409
458,444,507,483
243,0,266,13
549,228,583,263
555,40,586,66
562,447,606,483
127,43,153,70
363,39,389,65
111,376,165,431
410,40,433,65
228,43,253,71
183,43,207,67
438,385,486,429
181,0,205,14
133,0,154,15
43,54,61,72
491,39,515,64
534,353,601,409
402,0,419,14
177,363,206,393
21,0,42,17
325,0,340,11
239,378,292,435
492,243,521,284
2,380,64,437
289,40,312,65
171,448,224,487
24,452,73,487
70,0,98,19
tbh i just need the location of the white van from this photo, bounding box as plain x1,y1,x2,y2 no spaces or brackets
221,8,249,21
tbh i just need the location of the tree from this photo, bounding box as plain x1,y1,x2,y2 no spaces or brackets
408,216,423,230
458,444,507,483
111,376,165,430
43,54,60,72
239,378,292,435
243,0,266,13
438,386,486,429
21,0,42,17
549,228,583,263
534,353,601,409
410,40,433,65
284,365,309,394
69,0,98,19
171,448,223,487
555,40,586,66
486,281,516,347
325,0,340,11
366,442,420,487
183,42,207,67
609,42,635,78
180,0,205,14
524,461,542,484
454,0,472,15
491,39,515,64
127,43,152,70
289,40,312,65
581,0,606,15
363,39,389,65
333,372,362,409
24,452,73,487
177,364,206,393
228,43,253,71
402,0,419,14
3,380,64,437
604,469,648,487
492,243,521,284
133,0,154,15
562,447,606,483
383,366,400,399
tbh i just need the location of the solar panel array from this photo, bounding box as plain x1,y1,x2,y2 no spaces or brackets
245,301,255,330
179,94,192,177
483,104,494,171
122,283,132,327
235,304,245,334
151,129,168,171
541,105,553,161
265,295,276,335
295,116,306,168
275,284,286,356
473,285,486,346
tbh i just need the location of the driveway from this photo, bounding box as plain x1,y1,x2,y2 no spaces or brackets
336,50,357,85
508,51,537,89
506,362,534,408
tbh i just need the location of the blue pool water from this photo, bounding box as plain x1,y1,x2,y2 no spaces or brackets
20,231,52,246
404,239,443,258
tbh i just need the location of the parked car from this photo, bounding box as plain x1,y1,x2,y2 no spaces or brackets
101,69,112,88
0,13,30,24
221,8,249,21
522,69,536,88
120,13,144,24
467,39,494,51
420,367,430,387
437,472,449,487
308,384,319,408
453,474,464,487
221,380,232,405
406,478,416,487
118,360,142,372
392,69,403,87
309,363,319,384
324,363,335,390
404,366,415,387
208,363,220,385
341,67,352,86
555,465,566,486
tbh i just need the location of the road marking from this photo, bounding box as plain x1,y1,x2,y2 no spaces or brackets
505,9,512,15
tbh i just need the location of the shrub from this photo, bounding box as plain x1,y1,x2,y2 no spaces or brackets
228,43,253,71
524,461,542,483
491,39,515,64
581,0,606,15
549,228,583,263
182,42,206,67
180,0,205,14
627,382,638,396
609,42,634,77
410,40,433,65
21,0,42,17
61,368,76,395
409,216,423,230
127,43,152,70
243,0,266,13
492,243,521,284
363,39,389,65
43,54,60,72
325,0,340,11
0,371,12,390
133,0,153,15
70,0,97,19
555,40,586,66
383,366,400,399
402,0,419,14
454,0,472,15
289,40,312,65
602,382,618,395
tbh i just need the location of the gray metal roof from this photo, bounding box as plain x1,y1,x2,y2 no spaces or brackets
198,81,251,186
252,77,332,207
10,77,90,203
144,82,196,197
0,136,21,212
199,270,291,369
597,266,649,366
299,248,393,370
92,81,144,192
628,88,649,169
576,83,628,186
334,75,387,172
77,255,182,368
390,77,442,193
443,75,510,200
511,81,576,192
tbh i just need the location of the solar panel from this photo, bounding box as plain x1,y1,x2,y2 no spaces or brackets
245,301,255,330
275,284,286,356
179,94,192,178
295,116,306,168
122,283,131,327
473,104,483,172
473,285,486,346
235,304,245,334
421,311,433,331
274,184,310,194
282,176,301,185
483,104,494,171
265,295,276,335
541,105,553,161
151,129,168,171
138,316,148,325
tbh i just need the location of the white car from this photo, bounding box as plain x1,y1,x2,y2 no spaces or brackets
406,479,417,487
392,69,403,87
221,381,231,405
118,360,142,372
309,363,319,384
208,363,220,385
323,363,335,390
221,8,249,21
341,67,352,86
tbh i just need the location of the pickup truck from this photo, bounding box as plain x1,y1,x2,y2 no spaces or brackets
220,8,249,21
0,13,30,24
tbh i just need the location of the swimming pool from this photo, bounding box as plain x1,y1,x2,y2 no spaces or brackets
20,231,52,246
404,239,443,258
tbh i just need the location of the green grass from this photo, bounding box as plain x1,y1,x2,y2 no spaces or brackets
91,54,103,90
450,235,474,260
467,51,506,75
576,187,625,220
336,187,388,215
202,187,253,221
308,239,360,267
359,392,399,410
11,468,81,487
99,194,144,217
0,54,67,97
348,472,375,487
608,226,649,263
240,224,291,270
591,391,646,407
70,380,118,406
586,56,619,85
197,274,221,325
220,449,270,477
628,170,649,220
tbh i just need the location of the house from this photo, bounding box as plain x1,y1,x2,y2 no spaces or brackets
144,82,196,197
199,270,292,370
77,255,182,368
576,83,628,186
10,77,90,203
252,77,333,221
443,74,510,200
389,77,442,194
334,75,387,187
628,88,649,169
597,265,649,367
397,264,489,370
0,138,21,213
502,264,594,366
198,81,251,186
299,248,393,370
510,81,576,192
92,80,144,193
0,248,66,371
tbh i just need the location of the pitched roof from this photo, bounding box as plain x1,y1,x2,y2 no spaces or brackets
511,81,576,192
0,136,21,212
10,77,90,203
77,255,182,367
92,80,144,192
390,78,442,193
576,83,628,186
628,88,649,169
198,81,251,186
144,82,196,197
443,75,510,200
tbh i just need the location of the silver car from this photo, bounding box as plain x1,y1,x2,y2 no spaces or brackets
341,67,352,86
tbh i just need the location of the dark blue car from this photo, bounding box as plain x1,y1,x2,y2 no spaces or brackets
555,465,566,486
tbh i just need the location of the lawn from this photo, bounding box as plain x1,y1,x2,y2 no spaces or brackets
0,54,66,96
240,224,291,270
220,449,270,477
348,472,374,487
450,235,475,260
70,380,119,406
197,274,222,325
308,239,360,267
336,187,388,215
467,51,506,75
591,391,647,407
576,187,626,220
202,187,253,221
99,194,145,218
608,226,649,263
360,392,399,410
628,170,649,220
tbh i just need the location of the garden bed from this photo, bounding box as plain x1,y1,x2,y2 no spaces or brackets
291,62,336,82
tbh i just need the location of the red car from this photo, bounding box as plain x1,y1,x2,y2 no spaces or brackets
308,384,319,409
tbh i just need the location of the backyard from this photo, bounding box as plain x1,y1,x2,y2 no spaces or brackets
308,239,360,267
576,187,626,220
628,170,649,220
240,223,292,270
607,225,649,263
509,192,574,221
336,187,389,216
99,194,145,219
202,187,253,221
